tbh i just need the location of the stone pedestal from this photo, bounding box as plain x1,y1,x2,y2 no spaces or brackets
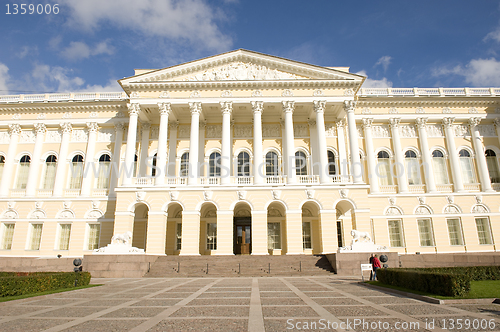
326,252,399,276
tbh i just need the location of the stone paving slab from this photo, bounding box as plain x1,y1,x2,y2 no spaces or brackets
0,276,498,332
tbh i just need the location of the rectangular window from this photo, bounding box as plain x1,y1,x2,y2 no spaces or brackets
475,218,493,245
302,221,312,249
432,158,449,184
28,224,43,250
43,161,57,190
267,222,281,250
176,223,182,251
1,223,15,250
387,219,404,247
459,158,476,184
16,162,30,189
87,224,100,250
417,219,434,247
206,223,217,250
97,162,110,189
405,159,421,185
58,224,71,250
447,218,464,246
378,160,393,185
69,162,83,189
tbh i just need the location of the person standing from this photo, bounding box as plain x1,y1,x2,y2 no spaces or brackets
369,254,374,280
372,254,381,280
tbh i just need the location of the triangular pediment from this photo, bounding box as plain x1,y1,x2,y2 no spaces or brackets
119,49,364,87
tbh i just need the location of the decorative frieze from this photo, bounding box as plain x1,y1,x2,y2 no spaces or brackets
293,123,308,137
98,128,115,142
234,125,252,138
205,125,222,138
178,125,190,138
478,125,496,137
0,132,10,144
150,126,159,140
45,131,62,143
454,124,470,137
399,125,417,138
325,123,336,137
426,124,444,137
19,130,36,143
71,129,88,142
371,125,390,138
262,124,280,138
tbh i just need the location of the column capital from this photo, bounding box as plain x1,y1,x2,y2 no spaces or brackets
60,122,73,134
141,122,151,131
468,117,481,128
34,123,47,135
282,101,295,114
189,102,202,115
157,102,171,115
361,118,373,129
169,121,179,130
388,117,401,129
442,117,455,128
127,103,140,116
336,119,346,128
307,119,316,128
251,101,264,113
8,123,21,136
220,101,233,114
313,100,326,113
343,100,357,113
86,122,99,133
114,122,124,132
415,117,428,129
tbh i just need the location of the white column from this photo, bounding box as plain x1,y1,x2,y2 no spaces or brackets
389,118,409,193
52,123,72,197
308,119,318,175
314,101,329,184
0,124,21,197
167,121,178,177
220,101,232,185
283,101,296,184
336,120,348,181
443,117,464,192
416,118,437,193
469,117,494,192
344,101,362,183
252,101,264,185
109,123,124,196
362,118,379,194
81,122,99,196
495,119,500,148
25,124,46,196
188,102,201,185
155,103,171,185
280,118,287,177
198,120,206,177
123,103,140,186
138,123,150,177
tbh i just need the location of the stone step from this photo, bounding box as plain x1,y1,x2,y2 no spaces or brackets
145,254,334,277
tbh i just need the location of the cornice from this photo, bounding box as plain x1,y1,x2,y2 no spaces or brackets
356,99,499,108
0,104,128,113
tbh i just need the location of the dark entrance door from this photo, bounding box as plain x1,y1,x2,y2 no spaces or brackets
234,217,251,254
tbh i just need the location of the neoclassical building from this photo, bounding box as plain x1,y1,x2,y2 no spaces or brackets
0,49,498,258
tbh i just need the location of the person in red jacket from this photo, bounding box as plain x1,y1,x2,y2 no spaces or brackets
372,254,382,280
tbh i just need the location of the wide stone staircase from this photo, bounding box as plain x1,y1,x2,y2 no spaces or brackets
144,254,335,277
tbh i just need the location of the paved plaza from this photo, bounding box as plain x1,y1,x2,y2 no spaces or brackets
0,276,498,332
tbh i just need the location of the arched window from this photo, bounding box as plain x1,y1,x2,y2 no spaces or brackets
237,152,250,177
69,154,84,189
432,150,448,185
404,150,420,185
180,152,189,177
97,154,111,189
209,152,221,177
377,151,392,185
0,155,5,182
328,151,336,175
43,155,57,190
265,152,278,177
151,153,157,177
458,149,476,184
485,149,500,183
16,155,31,189
295,151,308,176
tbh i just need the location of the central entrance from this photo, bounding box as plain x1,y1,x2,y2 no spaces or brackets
234,217,251,254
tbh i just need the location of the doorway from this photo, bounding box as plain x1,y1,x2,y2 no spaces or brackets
234,217,251,254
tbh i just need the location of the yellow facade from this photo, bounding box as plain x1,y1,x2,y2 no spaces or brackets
0,50,498,259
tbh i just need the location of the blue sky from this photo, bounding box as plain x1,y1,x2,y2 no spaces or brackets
1,0,500,94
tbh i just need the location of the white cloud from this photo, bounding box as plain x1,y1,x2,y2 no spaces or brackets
31,63,85,92
374,55,392,72
59,0,232,51
0,63,10,94
17,46,38,59
432,57,500,86
61,40,115,61
77,79,121,92
484,28,500,43
357,70,393,88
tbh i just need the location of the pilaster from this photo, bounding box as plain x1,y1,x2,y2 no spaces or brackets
416,118,437,193
81,122,99,196
443,117,464,192
138,122,150,177
251,210,268,255
215,210,233,255
52,123,72,197
318,211,337,254
145,211,167,255
285,211,303,254
179,211,201,255
25,123,46,196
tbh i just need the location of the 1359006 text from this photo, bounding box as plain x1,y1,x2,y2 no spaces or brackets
6,4,59,14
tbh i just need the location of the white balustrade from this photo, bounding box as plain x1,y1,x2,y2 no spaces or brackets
297,175,319,184
408,184,426,193
436,184,453,193
379,185,397,193
200,177,220,185
10,189,26,197
64,189,81,197
265,176,284,184
492,183,500,191
234,176,252,185
135,177,154,186
36,189,53,197
0,92,126,103
463,183,481,192
92,189,108,197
